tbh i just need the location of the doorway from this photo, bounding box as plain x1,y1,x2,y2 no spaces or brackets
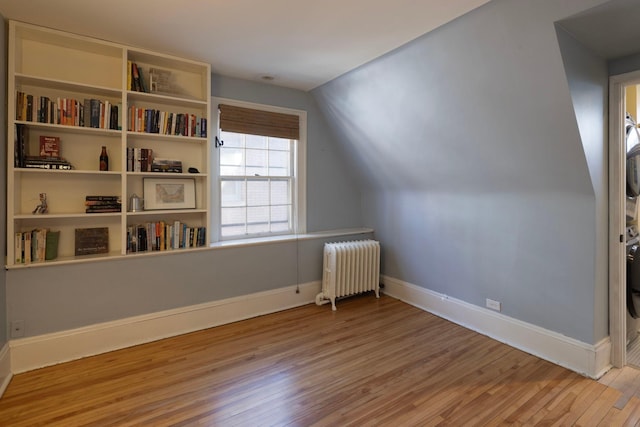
609,70,640,368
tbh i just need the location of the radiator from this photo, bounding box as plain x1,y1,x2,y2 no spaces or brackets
315,240,380,310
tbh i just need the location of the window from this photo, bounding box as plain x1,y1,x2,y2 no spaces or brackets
213,99,306,240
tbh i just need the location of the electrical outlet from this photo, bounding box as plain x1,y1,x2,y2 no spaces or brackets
10,320,25,338
486,298,501,312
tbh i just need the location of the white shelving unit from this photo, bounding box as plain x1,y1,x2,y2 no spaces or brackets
7,21,211,267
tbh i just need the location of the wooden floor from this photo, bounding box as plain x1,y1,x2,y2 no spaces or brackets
1,295,640,426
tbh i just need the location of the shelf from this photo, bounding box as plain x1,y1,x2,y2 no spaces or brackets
127,172,207,178
15,120,122,137
126,131,207,143
16,73,122,96
128,90,207,108
14,169,121,176
14,212,122,220
126,209,207,217
8,251,123,269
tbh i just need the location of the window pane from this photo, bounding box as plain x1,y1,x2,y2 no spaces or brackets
269,137,290,151
221,224,246,237
221,179,245,207
247,206,269,233
220,131,244,148
269,150,290,176
246,134,268,149
247,179,269,206
270,180,290,205
221,207,246,228
271,205,291,232
246,149,268,176
220,148,245,176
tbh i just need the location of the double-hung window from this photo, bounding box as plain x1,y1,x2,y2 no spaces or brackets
214,99,306,240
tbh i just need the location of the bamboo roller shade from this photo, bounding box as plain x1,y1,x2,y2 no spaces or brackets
218,104,299,140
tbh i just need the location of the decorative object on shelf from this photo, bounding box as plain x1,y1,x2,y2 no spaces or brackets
143,178,196,210
188,167,199,174
32,193,48,214
151,158,182,173
129,193,144,212
149,67,174,95
39,136,60,157
75,227,109,256
99,146,109,171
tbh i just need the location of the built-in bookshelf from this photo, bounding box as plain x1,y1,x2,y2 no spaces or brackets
7,21,211,267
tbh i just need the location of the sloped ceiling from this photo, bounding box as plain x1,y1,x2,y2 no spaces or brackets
0,0,491,91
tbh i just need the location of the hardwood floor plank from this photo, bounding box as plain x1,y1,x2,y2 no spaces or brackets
0,295,639,426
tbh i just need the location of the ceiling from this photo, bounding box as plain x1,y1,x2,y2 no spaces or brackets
0,0,491,91
558,0,640,60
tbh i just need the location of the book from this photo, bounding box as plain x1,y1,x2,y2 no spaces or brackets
14,123,26,167
15,232,22,264
131,62,144,92
45,230,59,260
127,60,132,91
85,195,120,201
39,136,60,157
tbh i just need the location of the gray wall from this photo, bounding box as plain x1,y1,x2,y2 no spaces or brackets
5,76,365,337
312,0,609,344
555,26,610,342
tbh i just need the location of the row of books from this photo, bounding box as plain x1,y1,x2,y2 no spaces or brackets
128,61,147,93
127,221,206,253
127,147,153,172
85,195,121,213
15,91,121,130
14,228,59,264
127,106,207,138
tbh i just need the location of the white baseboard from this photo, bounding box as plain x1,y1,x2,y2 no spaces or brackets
10,281,321,374
381,275,611,379
0,343,12,398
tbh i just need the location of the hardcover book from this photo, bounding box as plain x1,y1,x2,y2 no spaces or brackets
39,136,60,157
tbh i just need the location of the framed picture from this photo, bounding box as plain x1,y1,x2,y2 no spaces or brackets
143,178,196,210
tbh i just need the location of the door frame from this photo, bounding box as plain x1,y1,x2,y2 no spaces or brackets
609,70,640,368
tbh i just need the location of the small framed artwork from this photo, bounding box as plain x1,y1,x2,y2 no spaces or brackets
143,178,196,210
75,227,109,256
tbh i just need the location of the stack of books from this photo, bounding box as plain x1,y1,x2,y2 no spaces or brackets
24,156,73,170
85,196,121,213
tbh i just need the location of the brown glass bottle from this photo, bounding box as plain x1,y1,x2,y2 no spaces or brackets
99,146,109,171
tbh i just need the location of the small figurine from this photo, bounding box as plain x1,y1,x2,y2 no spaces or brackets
32,193,48,214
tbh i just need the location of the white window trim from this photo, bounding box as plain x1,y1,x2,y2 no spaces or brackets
211,97,307,242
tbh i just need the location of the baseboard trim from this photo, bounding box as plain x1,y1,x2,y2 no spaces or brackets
0,343,12,398
10,281,322,374
381,275,611,379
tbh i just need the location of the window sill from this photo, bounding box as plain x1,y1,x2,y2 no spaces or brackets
210,227,374,249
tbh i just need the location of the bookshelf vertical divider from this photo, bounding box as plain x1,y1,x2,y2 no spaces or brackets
7,21,211,267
